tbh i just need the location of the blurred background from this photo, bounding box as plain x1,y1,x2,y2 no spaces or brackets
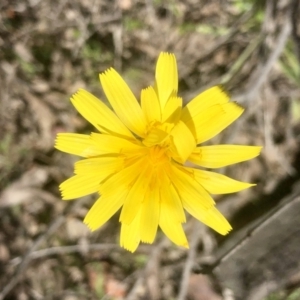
0,0,300,299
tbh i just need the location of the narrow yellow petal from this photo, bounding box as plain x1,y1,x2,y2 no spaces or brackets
181,87,243,143
141,86,161,123
182,104,225,140
181,86,229,124
119,164,152,225
169,165,215,209
155,53,178,109
159,187,188,247
99,159,143,198
75,156,122,174
74,156,123,180
161,96,182,123
183,201,232,235
55,133,100,157
201,102,244,144
91,133,144,155
159,220,188,248
169,120,196,163
100,68,147,137
59,174,101,200
160,172,186,223
84,191,126,231
189,145,262,168
120,211,141,252
71,89,134,139
183,100,244,144
140,187,160,244
193,169,255,194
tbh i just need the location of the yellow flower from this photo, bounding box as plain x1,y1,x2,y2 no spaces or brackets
55,53,261,252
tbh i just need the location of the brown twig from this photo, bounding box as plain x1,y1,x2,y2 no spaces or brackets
125,239,167,300
291,0,300,63
0,199,86,300
193,187,300,275
0,215,65,300
197,9,255,64
9,243,119,266
239,11,292,104
177,220,203,300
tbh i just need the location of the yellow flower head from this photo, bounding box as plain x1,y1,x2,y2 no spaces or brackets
55,53,261,252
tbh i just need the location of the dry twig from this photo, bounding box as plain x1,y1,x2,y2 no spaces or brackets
0,199,86,300
177,220,204,300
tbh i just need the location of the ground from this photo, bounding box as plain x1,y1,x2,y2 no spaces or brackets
0,0,300,299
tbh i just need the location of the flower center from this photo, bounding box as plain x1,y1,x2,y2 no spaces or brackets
148,145,169,167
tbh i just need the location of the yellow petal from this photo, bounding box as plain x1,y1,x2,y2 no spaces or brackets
181,86,229,123
55,133,100,157
141,86,161,123
100,68,147,137
169,120,196,163
169,165,215,209
74,156,123,179
99,159,143,198
91,133,144,155
155,53,178,109
71,89,134,139
120,211,141,252
206,102,243,144
161,96,182,123
160,172,186,223
84,191,126,231
184,101,244,144
119,164,152,225
183,202,232,235
140,187,160,243
159,182,189,248
159,223,188,249
189,145,262,168
182,104,224,140
193,169,255,194
59,174,101,200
